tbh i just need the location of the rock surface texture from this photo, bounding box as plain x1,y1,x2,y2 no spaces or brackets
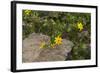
22,33,73,63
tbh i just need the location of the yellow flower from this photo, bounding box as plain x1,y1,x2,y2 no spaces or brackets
77,22,83,31
54,36,62,45
24,10,31,15
40,42,45,49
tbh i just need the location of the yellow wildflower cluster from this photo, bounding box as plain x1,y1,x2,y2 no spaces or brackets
24,10,32,15
40,35,62,49
77,22,83,31
39,22,83,49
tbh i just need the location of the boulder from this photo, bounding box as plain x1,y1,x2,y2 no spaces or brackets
22,33,73,63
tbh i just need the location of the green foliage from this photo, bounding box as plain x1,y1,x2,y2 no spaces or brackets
22,10,91,60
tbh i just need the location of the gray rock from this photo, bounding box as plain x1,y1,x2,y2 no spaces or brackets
22,33,73,63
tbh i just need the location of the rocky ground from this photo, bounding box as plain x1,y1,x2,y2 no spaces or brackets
22,33,74,63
